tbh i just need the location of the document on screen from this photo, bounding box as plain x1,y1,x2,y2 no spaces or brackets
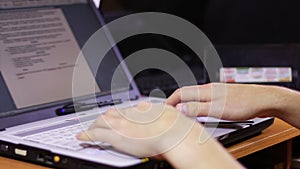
0,8,100,108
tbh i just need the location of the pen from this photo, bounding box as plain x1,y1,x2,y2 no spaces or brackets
199,121,254,125
55,99,122,116
198,120,254,128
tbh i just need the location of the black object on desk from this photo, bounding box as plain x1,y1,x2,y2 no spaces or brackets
55,99,122,116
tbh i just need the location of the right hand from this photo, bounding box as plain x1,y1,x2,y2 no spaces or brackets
166,83,283,121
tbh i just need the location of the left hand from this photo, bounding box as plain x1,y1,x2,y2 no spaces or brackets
77,102,197,158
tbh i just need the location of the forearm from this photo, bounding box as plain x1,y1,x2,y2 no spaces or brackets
162,124,244,169
274,87,300,129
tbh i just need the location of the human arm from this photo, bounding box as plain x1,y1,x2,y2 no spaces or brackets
77,103,244,169
166,83,300,129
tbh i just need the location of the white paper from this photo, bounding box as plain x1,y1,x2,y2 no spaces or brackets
0,0,87,9
0,8,100,108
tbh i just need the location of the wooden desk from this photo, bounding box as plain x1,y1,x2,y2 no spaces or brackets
1,118,299,169
228,118,300,168
228,118,300,158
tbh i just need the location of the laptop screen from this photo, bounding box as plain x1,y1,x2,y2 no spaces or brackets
0,0,133,117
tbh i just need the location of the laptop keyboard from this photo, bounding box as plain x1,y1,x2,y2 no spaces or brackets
20,100,162,152
23,120,105,151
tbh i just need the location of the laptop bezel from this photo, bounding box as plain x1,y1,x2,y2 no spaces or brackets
0,0,141,129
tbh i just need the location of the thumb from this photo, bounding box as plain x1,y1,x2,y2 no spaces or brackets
176,102,211,117
76,131,94,141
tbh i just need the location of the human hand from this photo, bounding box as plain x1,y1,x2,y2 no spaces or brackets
166,83,281,121
77,102,197,158
76,100,246,169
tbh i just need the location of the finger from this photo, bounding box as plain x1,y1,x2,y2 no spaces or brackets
76,130,94,141
103,108,121,118
135,101,151,108
76,128,116,143
76,128,103,141
176,102,211,117
88,114,111,130
104,107,136,119
166,84,212,106
116,103,156,124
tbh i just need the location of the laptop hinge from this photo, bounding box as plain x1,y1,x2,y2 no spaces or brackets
130,95,139,101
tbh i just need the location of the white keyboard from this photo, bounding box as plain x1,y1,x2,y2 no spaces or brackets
24,121,106,151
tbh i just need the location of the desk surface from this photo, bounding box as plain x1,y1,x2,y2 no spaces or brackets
1,118,299,169
227,118,300,159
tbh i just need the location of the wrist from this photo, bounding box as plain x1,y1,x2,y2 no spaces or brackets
274,86,300,123
161,123,205,168
256,85,291,118
161,123,244,169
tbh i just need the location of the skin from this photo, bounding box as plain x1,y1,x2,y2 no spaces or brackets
77,83,300,169
166,83,300,128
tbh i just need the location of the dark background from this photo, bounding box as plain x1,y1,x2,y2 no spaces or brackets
100,0,300,96
101,0,300,44
99,1,300,168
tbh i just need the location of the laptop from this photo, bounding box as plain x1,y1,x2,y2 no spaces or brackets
0,0,274,168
